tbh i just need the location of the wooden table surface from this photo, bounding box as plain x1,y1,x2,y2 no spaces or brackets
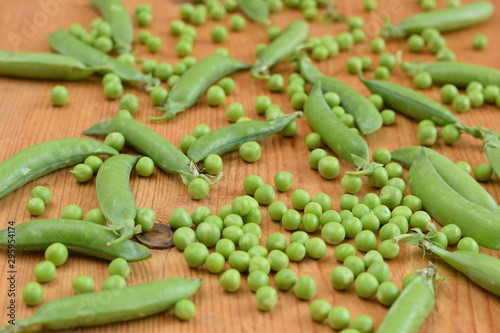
1,0,499,332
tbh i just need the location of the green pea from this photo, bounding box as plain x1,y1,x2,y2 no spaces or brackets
376,281,400,306
192,123,212,138
457,237,479,252
309,299,332,322
363,250,384,268
268,249,289,271
72,275,95,294
228,250,250,272
354,272,379,299
373,205,391,225
472,33,488,50
441,224,462,245
50,85,69,106
374,66,390,80
381,109,396,126
104,132,125,151
188,178,209,200
334,243,355,262
204,252,225,274
351,314,375,333
318,156,340,180
22,282,44,306
377,239,400,259
268,74,285,92
184,242,209,268
409,210,432,230
436,48,456,61
174,299,196,321
247,270,270,292
339,194,359,211
440,84,458,104
281,209,302,231
305,237,327,259
456,161,472,174
26,197,45,216
108,258,130,278
327,306,351,330
215,238,235,259
379,223,401,241
239,141,262,163
220,268,241,292
44,243,68,267
248,245,268,258
285,242,306,262
385,162,404,178
273,268,296,291
354,230,377,252
370,37,385,54
61,204,83,220
407,34,425,53
101,275,126,291
413,72,433,89
346,56,362,74
253,184,275,205
291,189,311,210
341,175,362,194
484,85,500,104
146,37,162,53
274,171,293,192
343,255,366,277
293,275,316,300
34,260,56,283
368,94,384,110
330,266,354,290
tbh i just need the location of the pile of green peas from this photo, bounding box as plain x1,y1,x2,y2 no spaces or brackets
68,18,115,54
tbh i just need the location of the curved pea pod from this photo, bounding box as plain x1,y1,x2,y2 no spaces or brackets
251,20,309,79
391,146,499,213
96,154,140,246
90,0,134,54
298,56,382,135
380,1,494,37
401,61,500,88
482,130,500,180
238,0,270,25
408,150,500,250
304,83,370,167
377,263,440,333
0,219,151,261
151,54,250,121
187,112,302,163
421,240,500,297
0,138,118,200
0,51,101,80
48,29,158,88
1,278,200,332
359,75,457,126
83,117,193,176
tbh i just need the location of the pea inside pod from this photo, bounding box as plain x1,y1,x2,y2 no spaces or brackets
0,51,101,81
96,154,141,246
380,1,494,38
0,219,151,261
0,138,118,200
0,278,200,332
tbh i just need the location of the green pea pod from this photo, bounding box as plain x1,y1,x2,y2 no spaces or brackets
89,0,134,54
304,83,369,166
0,277,200,332
97,154,140,246
251,20,309,79
83,117,193,176
0,51,101,80
408,149,500,250
391,146,499,213
377,263,440,333
187,112,302,163
48,29,157,88
0,219,151,261
420,240,500,297
0,138,118,200
359,74,457,126
401,61,500,88
237,0,270,25
151,54,250,121
380,1,494,37
298,56,382,135
482,130,500,179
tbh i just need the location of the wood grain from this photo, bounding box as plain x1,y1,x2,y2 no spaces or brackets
1,0,499,332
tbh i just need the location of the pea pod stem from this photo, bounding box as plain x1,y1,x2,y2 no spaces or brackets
376,262,441,333
298,56,383,135
304,82,370,167
151,54,250,121
96,154,141,246
1,278,200,332
89,0,133,54
408,149,500,250
186,112,302,163
0,219,151,261
0,138,118,200
251,20,309,79
0,51,103,80
391,146,499,213
380,1,494,37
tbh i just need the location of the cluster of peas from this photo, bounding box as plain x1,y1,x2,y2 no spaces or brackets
440,81,500,114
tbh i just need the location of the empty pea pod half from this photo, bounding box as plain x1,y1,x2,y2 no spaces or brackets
377,263,441,333
304,82,370,167
359,73,458,126
0,51,101,80
238,0,270,25
400,60,500,88
48,29,158,89
251,20,309,79
408,149,500,250
398,232,500,297
151,54,250,121
298,56,382,135
83,117,210,184
391,146,499,213
0,277,200,332
0,138,118,200
0,219,151,261
380,1,494,37
187,112,302,163
96,154,141,246
90,0,133,54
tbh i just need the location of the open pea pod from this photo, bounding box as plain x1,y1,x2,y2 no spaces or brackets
483,130,500,180
0,278,200,332
298,56,382,135
391,146,498,213
237,0,270,25
408,149,500,250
